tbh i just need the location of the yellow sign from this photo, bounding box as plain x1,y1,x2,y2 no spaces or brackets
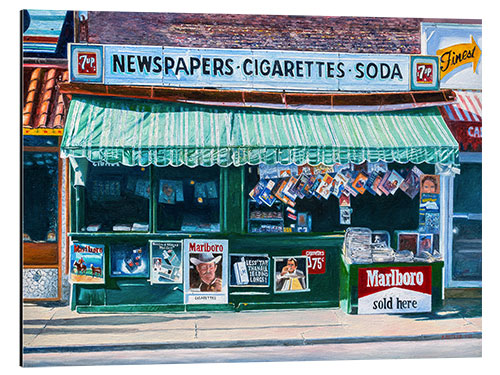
23,128,64,136
436,36,481,79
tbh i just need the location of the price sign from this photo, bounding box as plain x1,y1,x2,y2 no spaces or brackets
302,249,326,274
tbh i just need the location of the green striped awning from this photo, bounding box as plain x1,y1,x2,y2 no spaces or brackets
61,95,459,167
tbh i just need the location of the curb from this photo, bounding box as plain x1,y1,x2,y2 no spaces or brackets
23,331,482,354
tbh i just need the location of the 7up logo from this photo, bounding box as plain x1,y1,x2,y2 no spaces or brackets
416,63,433,84
77,52,97,75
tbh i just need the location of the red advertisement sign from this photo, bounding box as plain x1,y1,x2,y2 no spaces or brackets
446,122,482,152
358,266,432,314
302,249,326,274
77,52,98,75
415,63,434,83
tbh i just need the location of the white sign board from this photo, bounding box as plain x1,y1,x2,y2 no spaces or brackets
70,44,418,92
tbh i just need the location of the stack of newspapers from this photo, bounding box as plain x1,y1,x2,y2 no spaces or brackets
393,249,415,262
344,227,372,264
371,242,395,263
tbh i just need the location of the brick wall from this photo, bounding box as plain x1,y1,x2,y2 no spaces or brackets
86,12,422,54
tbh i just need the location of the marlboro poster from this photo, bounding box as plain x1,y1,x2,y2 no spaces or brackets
358,266,432,314
70,242,105,284
184,239,228,304
150,240,182,284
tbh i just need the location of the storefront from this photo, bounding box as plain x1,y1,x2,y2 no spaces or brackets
22,9,73,301
422,22,482,294
60,44,459,313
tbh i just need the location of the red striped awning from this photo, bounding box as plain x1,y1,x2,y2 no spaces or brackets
440,90,482,123
439,90,482,152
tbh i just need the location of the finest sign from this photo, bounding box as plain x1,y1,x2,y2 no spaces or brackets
357,266,432,314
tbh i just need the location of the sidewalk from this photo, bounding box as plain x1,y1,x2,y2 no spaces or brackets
22,299,481,354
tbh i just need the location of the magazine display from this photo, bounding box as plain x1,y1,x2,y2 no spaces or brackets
340,206,352,225
352,172,369,194
383,170,404,195
251,163,438,234
316,174,334,199
419,193,440,233
159,180,176,204
400,166,423,199
253,162,422,207
135,179,150,198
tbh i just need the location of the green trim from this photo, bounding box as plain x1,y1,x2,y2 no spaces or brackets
150,166,157,233
77,304,236,313
240,167,245,233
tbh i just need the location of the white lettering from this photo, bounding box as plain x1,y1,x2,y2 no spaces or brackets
366,269,425,288
366,270,378,287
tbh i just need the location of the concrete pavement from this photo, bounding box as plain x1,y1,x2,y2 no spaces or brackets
22,298,481,354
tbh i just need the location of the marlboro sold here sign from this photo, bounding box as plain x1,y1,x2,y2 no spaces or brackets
357,266,432,314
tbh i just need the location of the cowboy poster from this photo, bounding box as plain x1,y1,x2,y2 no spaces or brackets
184,239,228,304
70,242,105,284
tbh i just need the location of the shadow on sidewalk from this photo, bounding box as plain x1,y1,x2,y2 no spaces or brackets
398,298,482,321
23,314,211,327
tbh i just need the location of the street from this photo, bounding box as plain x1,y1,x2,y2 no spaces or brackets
23,338,481,367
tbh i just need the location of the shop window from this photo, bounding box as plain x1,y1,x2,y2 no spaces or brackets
157,166,220,233
246,163,429,234
23,135,59,147
451,162,482,281
23,152,59,242
81,165,150,232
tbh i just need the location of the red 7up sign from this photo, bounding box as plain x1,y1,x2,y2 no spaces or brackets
78,52,97,75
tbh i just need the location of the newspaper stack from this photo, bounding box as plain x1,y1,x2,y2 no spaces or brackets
414,251,434,263
344,227,372,264
371,243,395,262
393,250,415,262
432,251,443,261
414,250,442,263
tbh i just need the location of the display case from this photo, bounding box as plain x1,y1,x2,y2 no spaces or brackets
247,199,284,233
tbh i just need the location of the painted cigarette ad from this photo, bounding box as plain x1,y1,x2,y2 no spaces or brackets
358,266,432,314
184,239,228,304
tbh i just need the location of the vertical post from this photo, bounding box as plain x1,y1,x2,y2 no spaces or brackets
150,166,157,233
439,171,455,296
